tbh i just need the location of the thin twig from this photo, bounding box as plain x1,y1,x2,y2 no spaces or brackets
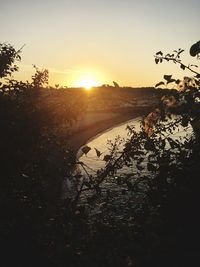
154,55,200,76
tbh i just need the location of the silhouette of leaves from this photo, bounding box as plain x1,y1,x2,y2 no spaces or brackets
81,146,91,155
103,154,111,162
180,64,185,70
189,41,200,57
155,81,165,87
94,148,102,157
163,75,172,82
156,51,163,56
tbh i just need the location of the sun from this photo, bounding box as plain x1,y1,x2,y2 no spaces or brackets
75,76,101,90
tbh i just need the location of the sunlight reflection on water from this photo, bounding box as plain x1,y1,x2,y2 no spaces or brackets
78,117,142,172
78,116,193,175
63,117,194,220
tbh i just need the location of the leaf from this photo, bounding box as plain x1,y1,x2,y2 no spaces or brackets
163,75,172,82
190,64,198,68
103,154,111,162
189,41,200,57
180,64,185,70
94,148,102,157
155,81,165,87
81,146,91,155
156,51,163,56
175,79,181,84
155,58,159,64
167,79,176,84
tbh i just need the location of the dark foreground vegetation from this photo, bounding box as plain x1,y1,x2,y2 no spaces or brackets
0,41,200,266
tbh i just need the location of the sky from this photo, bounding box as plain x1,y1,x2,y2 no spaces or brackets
1,0,200,87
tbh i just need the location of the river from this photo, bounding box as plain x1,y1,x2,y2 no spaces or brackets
63,116,193,221
77,116,192,175
77,117,142,173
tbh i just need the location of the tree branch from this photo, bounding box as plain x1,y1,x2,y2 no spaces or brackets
154,55,200,76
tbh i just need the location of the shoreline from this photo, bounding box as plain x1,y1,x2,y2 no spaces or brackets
76,116,142,160
67,109,148,154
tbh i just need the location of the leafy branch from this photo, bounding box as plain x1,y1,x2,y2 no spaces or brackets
154,49,200,77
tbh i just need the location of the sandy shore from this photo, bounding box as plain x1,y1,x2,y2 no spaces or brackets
66,109,147,153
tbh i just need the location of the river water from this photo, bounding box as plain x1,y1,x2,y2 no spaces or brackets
77,116,192,175
77,117,142,173
64,116,193,221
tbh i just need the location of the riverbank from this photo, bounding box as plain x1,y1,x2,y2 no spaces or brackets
66,108,151,154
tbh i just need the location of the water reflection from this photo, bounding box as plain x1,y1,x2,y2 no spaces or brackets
78,117,142,173
65,117,193,221
78,116,193,175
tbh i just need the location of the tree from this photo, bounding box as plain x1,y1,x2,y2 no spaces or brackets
31,65,49,88
0,43,23,78
113,81,120,88
69,41,200,266
154,41,200,137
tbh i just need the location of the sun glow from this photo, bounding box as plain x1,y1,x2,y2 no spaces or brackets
76,78,100,90
73,71,102,90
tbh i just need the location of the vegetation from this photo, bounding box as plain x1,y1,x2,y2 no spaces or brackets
0,41,200,267
69,41,200,266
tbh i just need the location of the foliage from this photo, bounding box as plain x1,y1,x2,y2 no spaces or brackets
72,41,200,207
154,42,200,137
65,41,200,266
1,41,200,267
189,40,200,57
154,46,200,87
0,44,90,266
31,65,49,88
0,43,23,78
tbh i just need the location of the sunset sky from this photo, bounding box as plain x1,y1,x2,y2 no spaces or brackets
1,0,199,87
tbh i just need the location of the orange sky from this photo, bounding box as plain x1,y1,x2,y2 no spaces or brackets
1,0,199,87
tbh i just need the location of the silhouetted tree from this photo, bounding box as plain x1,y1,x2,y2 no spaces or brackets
0,43,23,78
31,65,49,88
113,81,120,87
